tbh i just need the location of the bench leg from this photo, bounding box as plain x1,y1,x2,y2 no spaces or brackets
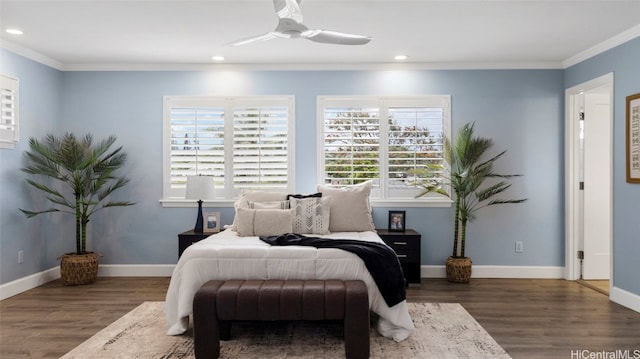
193,281,225,359
344,281,370,359
219,320,231,341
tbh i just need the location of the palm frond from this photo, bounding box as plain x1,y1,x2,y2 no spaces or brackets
21,133,134,253
423,122,527,257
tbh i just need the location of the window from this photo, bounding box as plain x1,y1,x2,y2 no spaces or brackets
318,96,451,204
1,75,19,149
163,96,295,204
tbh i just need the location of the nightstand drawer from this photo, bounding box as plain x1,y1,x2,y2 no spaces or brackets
385,240,420,262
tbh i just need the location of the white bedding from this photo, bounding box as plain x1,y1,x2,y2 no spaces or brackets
164,230,415,342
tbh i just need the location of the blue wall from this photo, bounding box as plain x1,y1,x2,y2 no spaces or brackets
30,39,640,297
0,50,62,283
565,37,640,296
1,59,565,282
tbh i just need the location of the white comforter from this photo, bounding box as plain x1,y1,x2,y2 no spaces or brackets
165,230,415,341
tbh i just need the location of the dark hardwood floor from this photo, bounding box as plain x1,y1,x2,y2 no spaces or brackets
1,277,639,358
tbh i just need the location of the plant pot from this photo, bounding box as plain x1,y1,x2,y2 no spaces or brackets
60,252,99,286
445,256,472,283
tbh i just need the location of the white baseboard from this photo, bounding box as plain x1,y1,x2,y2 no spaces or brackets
611,286,640,313
0,267,60,300
421,265,565,279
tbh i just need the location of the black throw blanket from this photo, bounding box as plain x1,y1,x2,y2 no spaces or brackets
259,233,406,307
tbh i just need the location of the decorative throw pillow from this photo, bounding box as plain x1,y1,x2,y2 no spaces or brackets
231,191,289,230
290,196,331,234
235,208,293,237
249,200,290,209
317,181,375,232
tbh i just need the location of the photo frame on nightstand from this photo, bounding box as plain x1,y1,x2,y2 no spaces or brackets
388,210,406,232
203,211,220,233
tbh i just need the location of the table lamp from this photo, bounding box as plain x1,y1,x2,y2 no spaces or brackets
185,175,215,233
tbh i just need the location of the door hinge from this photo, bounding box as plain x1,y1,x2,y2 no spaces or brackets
579,111,585,121
578,250,584,260
579,182,584,190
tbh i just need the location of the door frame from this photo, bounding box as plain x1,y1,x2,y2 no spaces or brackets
564,73,614,290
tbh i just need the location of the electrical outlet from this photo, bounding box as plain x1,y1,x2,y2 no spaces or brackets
515,241,524,253
18,250,24,263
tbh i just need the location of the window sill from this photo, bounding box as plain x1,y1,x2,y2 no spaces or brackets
160,199,235,208
161,198,452,208
370,198,452,208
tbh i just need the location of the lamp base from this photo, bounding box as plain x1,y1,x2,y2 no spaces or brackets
194,200,204,233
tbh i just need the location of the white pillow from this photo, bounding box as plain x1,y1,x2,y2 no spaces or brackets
290,196,331,235
235,208,293,237
231,191,289,230
317,181,375,232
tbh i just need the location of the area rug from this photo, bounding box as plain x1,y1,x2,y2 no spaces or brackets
60,301,511,359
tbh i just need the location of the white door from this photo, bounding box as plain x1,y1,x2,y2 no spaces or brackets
582,92,611,280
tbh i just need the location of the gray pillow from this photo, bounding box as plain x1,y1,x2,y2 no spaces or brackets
317,181,375,232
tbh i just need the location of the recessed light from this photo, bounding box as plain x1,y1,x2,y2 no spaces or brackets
6,29,23,35
211,56,225,61
394,55,408,61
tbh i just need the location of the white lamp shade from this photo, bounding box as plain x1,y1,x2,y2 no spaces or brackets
185,176,215,200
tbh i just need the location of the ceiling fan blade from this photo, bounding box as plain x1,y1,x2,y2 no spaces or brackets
228,32,279,46
302,30,371,45
273,0,303,23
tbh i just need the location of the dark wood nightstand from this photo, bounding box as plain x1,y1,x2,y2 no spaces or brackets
376,229,421,286
178,230,210,258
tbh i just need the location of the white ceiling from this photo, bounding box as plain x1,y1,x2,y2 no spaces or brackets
1,0,640,70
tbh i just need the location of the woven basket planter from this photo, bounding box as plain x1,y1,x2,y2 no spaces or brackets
445,256,472,283
60,252,99,286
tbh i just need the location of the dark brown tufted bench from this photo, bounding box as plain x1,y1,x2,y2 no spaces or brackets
193,279,370,359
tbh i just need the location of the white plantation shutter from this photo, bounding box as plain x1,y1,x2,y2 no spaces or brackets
163,96,294,201
233,106,290,189
169,106,225,194
319,96,450,201
387,106,446,197
1,75,19,149
322,106,380,186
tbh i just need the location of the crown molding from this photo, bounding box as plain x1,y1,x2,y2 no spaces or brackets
1,40,64,71
61,61,563,72
562,24,640,68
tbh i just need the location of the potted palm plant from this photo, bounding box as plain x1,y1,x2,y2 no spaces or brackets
20,133,134,285
413,122,526,283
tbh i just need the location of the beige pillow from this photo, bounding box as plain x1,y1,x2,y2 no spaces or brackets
317,181,375,232
231,191,289,230
290,196,331,235
235,208,293,237
249,200,290,209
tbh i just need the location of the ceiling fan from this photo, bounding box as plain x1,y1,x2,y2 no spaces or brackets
228,0,371,46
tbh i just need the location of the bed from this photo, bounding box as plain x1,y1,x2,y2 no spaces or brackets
164,182,416,342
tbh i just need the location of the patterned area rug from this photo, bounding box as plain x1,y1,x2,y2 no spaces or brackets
60,301,511,359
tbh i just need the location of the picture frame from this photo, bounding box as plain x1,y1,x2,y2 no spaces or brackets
388,210,406,232
627,93,640,183
203,211,220,233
